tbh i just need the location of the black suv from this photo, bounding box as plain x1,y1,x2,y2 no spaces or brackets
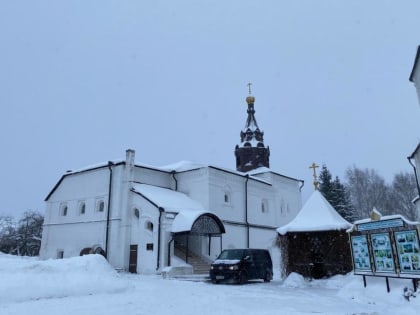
209,249,273,284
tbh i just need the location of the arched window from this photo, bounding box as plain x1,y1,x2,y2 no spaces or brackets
60,204,68,216
224,192,230,203
261,199,268,213
79,202,86,215
96,200,105,212
145,221,154,232
223,185,232,205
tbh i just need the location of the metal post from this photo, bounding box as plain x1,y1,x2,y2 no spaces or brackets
186,234,189,264
363,275,367,288
385,277,390,293
208,235,211,256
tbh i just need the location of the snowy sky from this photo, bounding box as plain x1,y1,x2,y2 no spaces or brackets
1,1,420,218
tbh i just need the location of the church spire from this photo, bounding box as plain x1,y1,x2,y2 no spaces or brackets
235,85,270,172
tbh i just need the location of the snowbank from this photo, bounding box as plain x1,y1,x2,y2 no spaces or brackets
0,253,130,303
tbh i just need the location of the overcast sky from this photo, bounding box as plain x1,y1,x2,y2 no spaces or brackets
1,1,420,218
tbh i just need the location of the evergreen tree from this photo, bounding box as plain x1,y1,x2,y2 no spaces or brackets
332,176,355,223
319,165,354,222
318,165,334,202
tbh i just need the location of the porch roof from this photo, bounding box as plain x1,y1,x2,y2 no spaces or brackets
132,184,225,234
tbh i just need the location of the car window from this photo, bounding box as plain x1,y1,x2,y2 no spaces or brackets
218,249,244,260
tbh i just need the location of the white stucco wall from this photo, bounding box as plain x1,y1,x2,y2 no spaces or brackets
40,167,111,261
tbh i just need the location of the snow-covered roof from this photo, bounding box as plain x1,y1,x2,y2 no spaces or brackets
157,161,206,172
132,184,205,213
352,214,419,227
277,190,352,235
132,184,221,233
409,142,420,159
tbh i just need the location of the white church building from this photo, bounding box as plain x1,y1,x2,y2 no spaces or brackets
408,45,420,220
40,94,303,274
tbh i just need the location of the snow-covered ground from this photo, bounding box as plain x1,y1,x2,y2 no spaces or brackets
1,253,419,315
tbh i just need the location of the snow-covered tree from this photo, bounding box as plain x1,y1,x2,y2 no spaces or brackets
318,165,354,222
388,172,417,221
345,167,417,221
0,211,43,256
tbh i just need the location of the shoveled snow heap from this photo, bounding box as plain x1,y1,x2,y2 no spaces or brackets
1,253,420,315
0,253,130,303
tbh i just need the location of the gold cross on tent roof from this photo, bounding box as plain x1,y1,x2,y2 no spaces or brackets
309,162,319,190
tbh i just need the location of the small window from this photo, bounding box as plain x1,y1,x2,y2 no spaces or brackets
60,204,68,216
79,202,86,215
224,193,229,203
146,221,153,232
261,199,268,213
57,250,64,259
134,208,140,218
223,186,231,205
97,200,105,212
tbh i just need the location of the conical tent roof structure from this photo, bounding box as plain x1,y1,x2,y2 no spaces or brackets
277,190,352,235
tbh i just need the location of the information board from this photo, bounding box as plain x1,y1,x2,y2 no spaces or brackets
351,235,371,271
371,233,395,272
395,230,420,273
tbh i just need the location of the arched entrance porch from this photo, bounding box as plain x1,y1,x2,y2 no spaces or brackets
168,213,225,272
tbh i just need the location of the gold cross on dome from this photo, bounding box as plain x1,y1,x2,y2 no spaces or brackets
309,162,319,190
247,82,252,95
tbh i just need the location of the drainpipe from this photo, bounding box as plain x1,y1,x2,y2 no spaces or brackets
171,171,178,190
299,180,305,192
408,157,420,197
105,161,114,259
156,206,164,271
245,174,250,248
167,238,174,266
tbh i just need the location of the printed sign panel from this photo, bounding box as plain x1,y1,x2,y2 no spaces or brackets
357,219,404,231
395,230,420,273
351,235,371,271
371,233,395,272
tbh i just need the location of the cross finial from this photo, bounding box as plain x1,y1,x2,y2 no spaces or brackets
247,82,252,95
309,162,319,190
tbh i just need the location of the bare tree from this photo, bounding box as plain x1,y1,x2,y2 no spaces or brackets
345,166,390,220
0,211,43,256
345,166,418,221
387,172,417,221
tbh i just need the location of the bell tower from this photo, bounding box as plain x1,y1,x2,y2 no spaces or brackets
235,85,270,172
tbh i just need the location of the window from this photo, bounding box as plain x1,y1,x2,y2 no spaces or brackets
145,221,154,232
96,200,105,212
261,199,268,213
60,204,68,216
223,185,232,205
79,202,86,215
224,193,229,203
133,208,140,218
57,250,64,259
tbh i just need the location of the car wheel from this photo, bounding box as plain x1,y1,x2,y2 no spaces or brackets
239,272,247,285
263,271,271,282
211,279,219,284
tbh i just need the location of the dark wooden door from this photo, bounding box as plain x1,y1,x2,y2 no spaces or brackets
129,244,138,273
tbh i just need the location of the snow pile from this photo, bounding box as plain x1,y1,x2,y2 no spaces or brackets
337,275,420,305
281,272,308,288
1,253,420,315
0,253,130,303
